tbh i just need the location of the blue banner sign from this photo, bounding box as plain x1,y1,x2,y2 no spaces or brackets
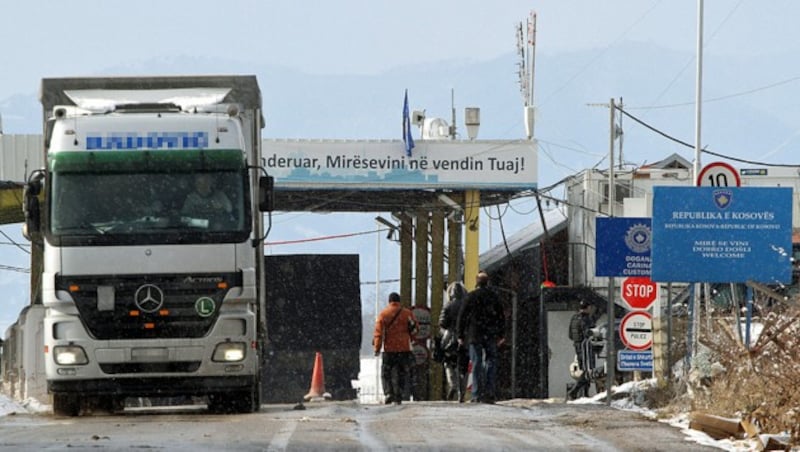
652,186,792,283
595,217,652,277
618,350,653,372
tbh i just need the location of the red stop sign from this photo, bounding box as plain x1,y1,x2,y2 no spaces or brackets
620,277,658,310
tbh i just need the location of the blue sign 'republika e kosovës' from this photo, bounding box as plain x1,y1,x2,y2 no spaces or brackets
595,217,652,277
651,186,792,283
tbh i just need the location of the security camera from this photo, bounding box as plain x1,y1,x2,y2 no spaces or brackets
375,216,396,229
412,110,425,126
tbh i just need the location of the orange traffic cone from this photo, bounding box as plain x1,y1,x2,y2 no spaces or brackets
304,352,332,401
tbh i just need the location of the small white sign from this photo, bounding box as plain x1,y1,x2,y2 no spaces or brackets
619,310,653,351
411,306,431,340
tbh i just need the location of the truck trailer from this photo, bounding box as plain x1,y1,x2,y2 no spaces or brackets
22,75,273,416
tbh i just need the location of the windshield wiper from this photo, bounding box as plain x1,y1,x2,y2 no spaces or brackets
57,221,106,234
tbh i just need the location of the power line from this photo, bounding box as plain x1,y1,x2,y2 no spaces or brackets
0,229,30,254
539,1,663,108
507,199,539,216
640,0,746,114
618,106,800,168
536,140,586,176
266,228,382,246
629,75,800,111
0,264,29,273
0,241,30,247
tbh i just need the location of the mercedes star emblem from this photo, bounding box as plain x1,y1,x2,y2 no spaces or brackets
134,284,164,313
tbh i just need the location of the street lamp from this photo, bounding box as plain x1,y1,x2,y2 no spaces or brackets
375,216,398,240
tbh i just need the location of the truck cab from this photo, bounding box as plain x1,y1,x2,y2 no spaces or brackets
24,76,272,416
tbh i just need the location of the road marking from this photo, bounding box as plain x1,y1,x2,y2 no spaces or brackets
266,420,297,452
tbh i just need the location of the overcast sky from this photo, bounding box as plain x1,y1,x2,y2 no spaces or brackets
3,0,800,332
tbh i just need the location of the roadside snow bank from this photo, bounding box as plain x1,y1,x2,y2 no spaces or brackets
0,393,49,416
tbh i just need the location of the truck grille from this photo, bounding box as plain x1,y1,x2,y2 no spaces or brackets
56,273,241,340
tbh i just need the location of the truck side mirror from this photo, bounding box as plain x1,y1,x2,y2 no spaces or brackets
258,175,274,212
22,178,43,240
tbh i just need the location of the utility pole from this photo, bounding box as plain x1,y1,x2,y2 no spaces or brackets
689,0,705,374
694,0,704,181
605,98,617,406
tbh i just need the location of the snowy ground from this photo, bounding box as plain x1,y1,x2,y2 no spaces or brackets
0,359,777,451
571,382,761,452
354,357,772,451
0,395,48,417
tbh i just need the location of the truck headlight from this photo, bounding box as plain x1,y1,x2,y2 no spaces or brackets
53,345,89,365
212,342,246,362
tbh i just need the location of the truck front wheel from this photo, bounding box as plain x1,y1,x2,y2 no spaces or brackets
208,383,260,414
53,393,81,417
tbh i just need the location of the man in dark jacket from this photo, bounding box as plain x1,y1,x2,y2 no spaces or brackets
457,271,505,404
567,299,595,400
439,281,469,402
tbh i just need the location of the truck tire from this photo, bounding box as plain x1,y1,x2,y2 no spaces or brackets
230,390,256,413
239,381,261,413
206,393,227,413
53,393,81,417
208,382,261,414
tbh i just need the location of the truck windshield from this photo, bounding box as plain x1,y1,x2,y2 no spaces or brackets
48,166,251,246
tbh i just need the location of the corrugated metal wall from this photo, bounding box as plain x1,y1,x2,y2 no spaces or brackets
0,134,43,224
0,134,43,183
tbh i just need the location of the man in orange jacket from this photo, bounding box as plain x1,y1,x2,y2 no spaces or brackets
373,292,418,405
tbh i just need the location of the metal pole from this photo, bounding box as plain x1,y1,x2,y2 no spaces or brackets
667,282,673,381
688,0,705,379
605,98,617,405
375,219,382,402
617,97,624,169
528,11,536,109
464,191,480,290
399,214,413,306
685,284,695,370
450,89,457,140
694,0,704,180
430,210,445,400
745,286,753,348
511,292,518,398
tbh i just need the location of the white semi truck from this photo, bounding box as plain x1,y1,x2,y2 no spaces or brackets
22,76,273,416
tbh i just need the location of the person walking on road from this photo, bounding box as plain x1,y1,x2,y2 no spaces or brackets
439,281,470,402
567,299,595,400
373,292,418,405
457,271,506,404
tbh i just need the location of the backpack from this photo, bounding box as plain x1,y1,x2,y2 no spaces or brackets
568,313,584,342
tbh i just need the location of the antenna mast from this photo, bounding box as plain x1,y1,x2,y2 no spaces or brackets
518,11,537,139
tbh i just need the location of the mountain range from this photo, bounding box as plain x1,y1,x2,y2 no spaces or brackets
3,42,798,180
2,40,798,334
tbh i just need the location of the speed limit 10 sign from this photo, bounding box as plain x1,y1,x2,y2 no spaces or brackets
697,161,741,187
